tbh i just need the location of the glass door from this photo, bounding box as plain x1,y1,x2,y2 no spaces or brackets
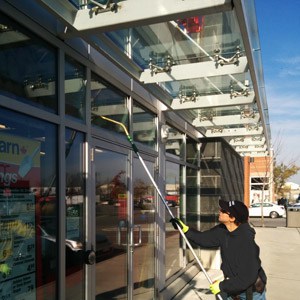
93,147,128,299
132,158,155,300
92,146,156,300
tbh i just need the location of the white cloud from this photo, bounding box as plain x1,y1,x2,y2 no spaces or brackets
267,93,300,118
276,56,300,65
279,69,300,77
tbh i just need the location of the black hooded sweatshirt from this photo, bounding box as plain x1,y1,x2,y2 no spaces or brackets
185,222,266,295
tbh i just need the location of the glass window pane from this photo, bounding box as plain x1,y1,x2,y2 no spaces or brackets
186,167,198,263
65,129,85,299
0,12,57,113
133,158,155,299
186,137,198,165
90,73,129,135
65,56,86,121
165,125,184,159
94,149,128,299
105,10,247,111
186,167,198,227
165,161,182,279
201,141,217,158
0,107,57,299
106,11,244,71
133,102,157,149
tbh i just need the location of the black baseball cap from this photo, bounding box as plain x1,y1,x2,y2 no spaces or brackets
219,200,249,223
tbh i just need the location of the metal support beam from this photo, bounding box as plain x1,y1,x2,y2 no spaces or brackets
72,0,233,34
206,126,263,137
229,136,265,146
171,94,255,110
235,144,267,152
34,0,77,27
140,57,248,83
192,112,260,127
233,0,271,151
239,151,269,157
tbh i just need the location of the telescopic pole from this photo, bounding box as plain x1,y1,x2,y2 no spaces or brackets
100,116,222,300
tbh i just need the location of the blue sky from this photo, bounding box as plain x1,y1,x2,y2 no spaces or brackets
255,0,300,184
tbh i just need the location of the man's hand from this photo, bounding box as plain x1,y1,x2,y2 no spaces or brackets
209,280,221,295
170,218,189,233
0,263,11,276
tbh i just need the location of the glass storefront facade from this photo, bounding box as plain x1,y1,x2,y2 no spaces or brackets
0,107,57,299
65,129,85,299
0,12,57,113
0,8,202,300
0,0,263,298
94,149,128,299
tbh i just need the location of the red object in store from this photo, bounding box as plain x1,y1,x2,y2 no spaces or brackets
177,16,205,33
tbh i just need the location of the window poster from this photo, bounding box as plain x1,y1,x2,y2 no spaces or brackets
0,133,40,299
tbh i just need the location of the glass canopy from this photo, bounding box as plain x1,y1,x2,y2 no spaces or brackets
40,0,271,157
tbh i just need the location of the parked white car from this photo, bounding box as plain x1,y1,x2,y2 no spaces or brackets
287,203,300,211
249,202,286,219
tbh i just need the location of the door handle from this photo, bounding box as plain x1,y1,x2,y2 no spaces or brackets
117,222,142,247
84,250,96,265
117,220,127,246
133,225,142,246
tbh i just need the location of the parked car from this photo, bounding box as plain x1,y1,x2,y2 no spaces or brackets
165,195,179,207
39,225,112,264
287,203,300,211
135,197,154,210
249,202,286,218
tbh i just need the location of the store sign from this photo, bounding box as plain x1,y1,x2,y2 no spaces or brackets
0,133,40,187
0,133,40,299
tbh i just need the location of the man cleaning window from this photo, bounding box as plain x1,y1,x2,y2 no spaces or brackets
171,200,267,300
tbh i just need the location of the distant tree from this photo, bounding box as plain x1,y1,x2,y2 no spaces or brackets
273,163,300,197
270,130,300,199
249,130,299,227
110,170,126,200
133,178,149,199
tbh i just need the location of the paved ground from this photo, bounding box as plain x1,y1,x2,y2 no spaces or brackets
249,216,286,228
255,226,300,299
174,220,300,300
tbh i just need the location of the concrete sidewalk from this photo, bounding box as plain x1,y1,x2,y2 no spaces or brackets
173,226,300,299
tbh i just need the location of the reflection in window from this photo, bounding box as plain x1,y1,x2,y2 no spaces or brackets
0,107,57,299
0,12,57,113
133,158,155,299
251,177,269,190
186,137,198,165
186,167,198,227
65,56,86,121
90,72,129,135
105,29,148,69
133,102,157,149
186,167,198,263
165,161,182,279
65,129,85,299
165,125,184,159
94,149,128,299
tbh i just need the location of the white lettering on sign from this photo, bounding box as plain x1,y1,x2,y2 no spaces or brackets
0,172,18,186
